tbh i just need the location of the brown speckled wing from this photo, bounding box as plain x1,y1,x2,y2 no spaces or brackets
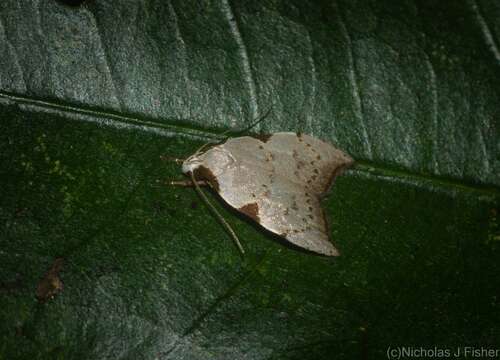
193,132,353,256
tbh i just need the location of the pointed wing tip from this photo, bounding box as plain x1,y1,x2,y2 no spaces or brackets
318,244,340,257
329,247,341,257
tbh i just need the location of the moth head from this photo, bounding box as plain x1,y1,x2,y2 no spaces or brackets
182,146,234,176
181,154,203,175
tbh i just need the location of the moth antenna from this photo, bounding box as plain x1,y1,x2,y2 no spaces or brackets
160,155,185,164
190,171,245,254
190,106,273,160
224,106,273,138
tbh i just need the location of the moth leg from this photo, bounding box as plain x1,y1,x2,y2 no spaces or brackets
169,180,209,187
189,172,245,255
160,155,185,164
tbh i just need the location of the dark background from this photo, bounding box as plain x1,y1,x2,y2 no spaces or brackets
1,1,499,359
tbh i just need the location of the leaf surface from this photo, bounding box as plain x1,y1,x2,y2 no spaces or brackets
1,1,499,359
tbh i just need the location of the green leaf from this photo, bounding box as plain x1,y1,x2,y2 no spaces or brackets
1,1,499,359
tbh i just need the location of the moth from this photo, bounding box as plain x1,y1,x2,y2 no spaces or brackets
172,132,353,256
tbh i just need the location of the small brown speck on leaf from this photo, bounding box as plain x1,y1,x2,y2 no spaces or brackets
239,202,260,223
15,207,28,218
313,169,319,174
36,258,64,303
316,154,321,160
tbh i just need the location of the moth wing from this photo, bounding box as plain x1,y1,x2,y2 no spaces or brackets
258,183,340,256
220,164,339,256
263,132,354,195
196,134,351,256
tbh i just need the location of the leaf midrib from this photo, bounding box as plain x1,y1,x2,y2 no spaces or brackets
1,91,498,200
